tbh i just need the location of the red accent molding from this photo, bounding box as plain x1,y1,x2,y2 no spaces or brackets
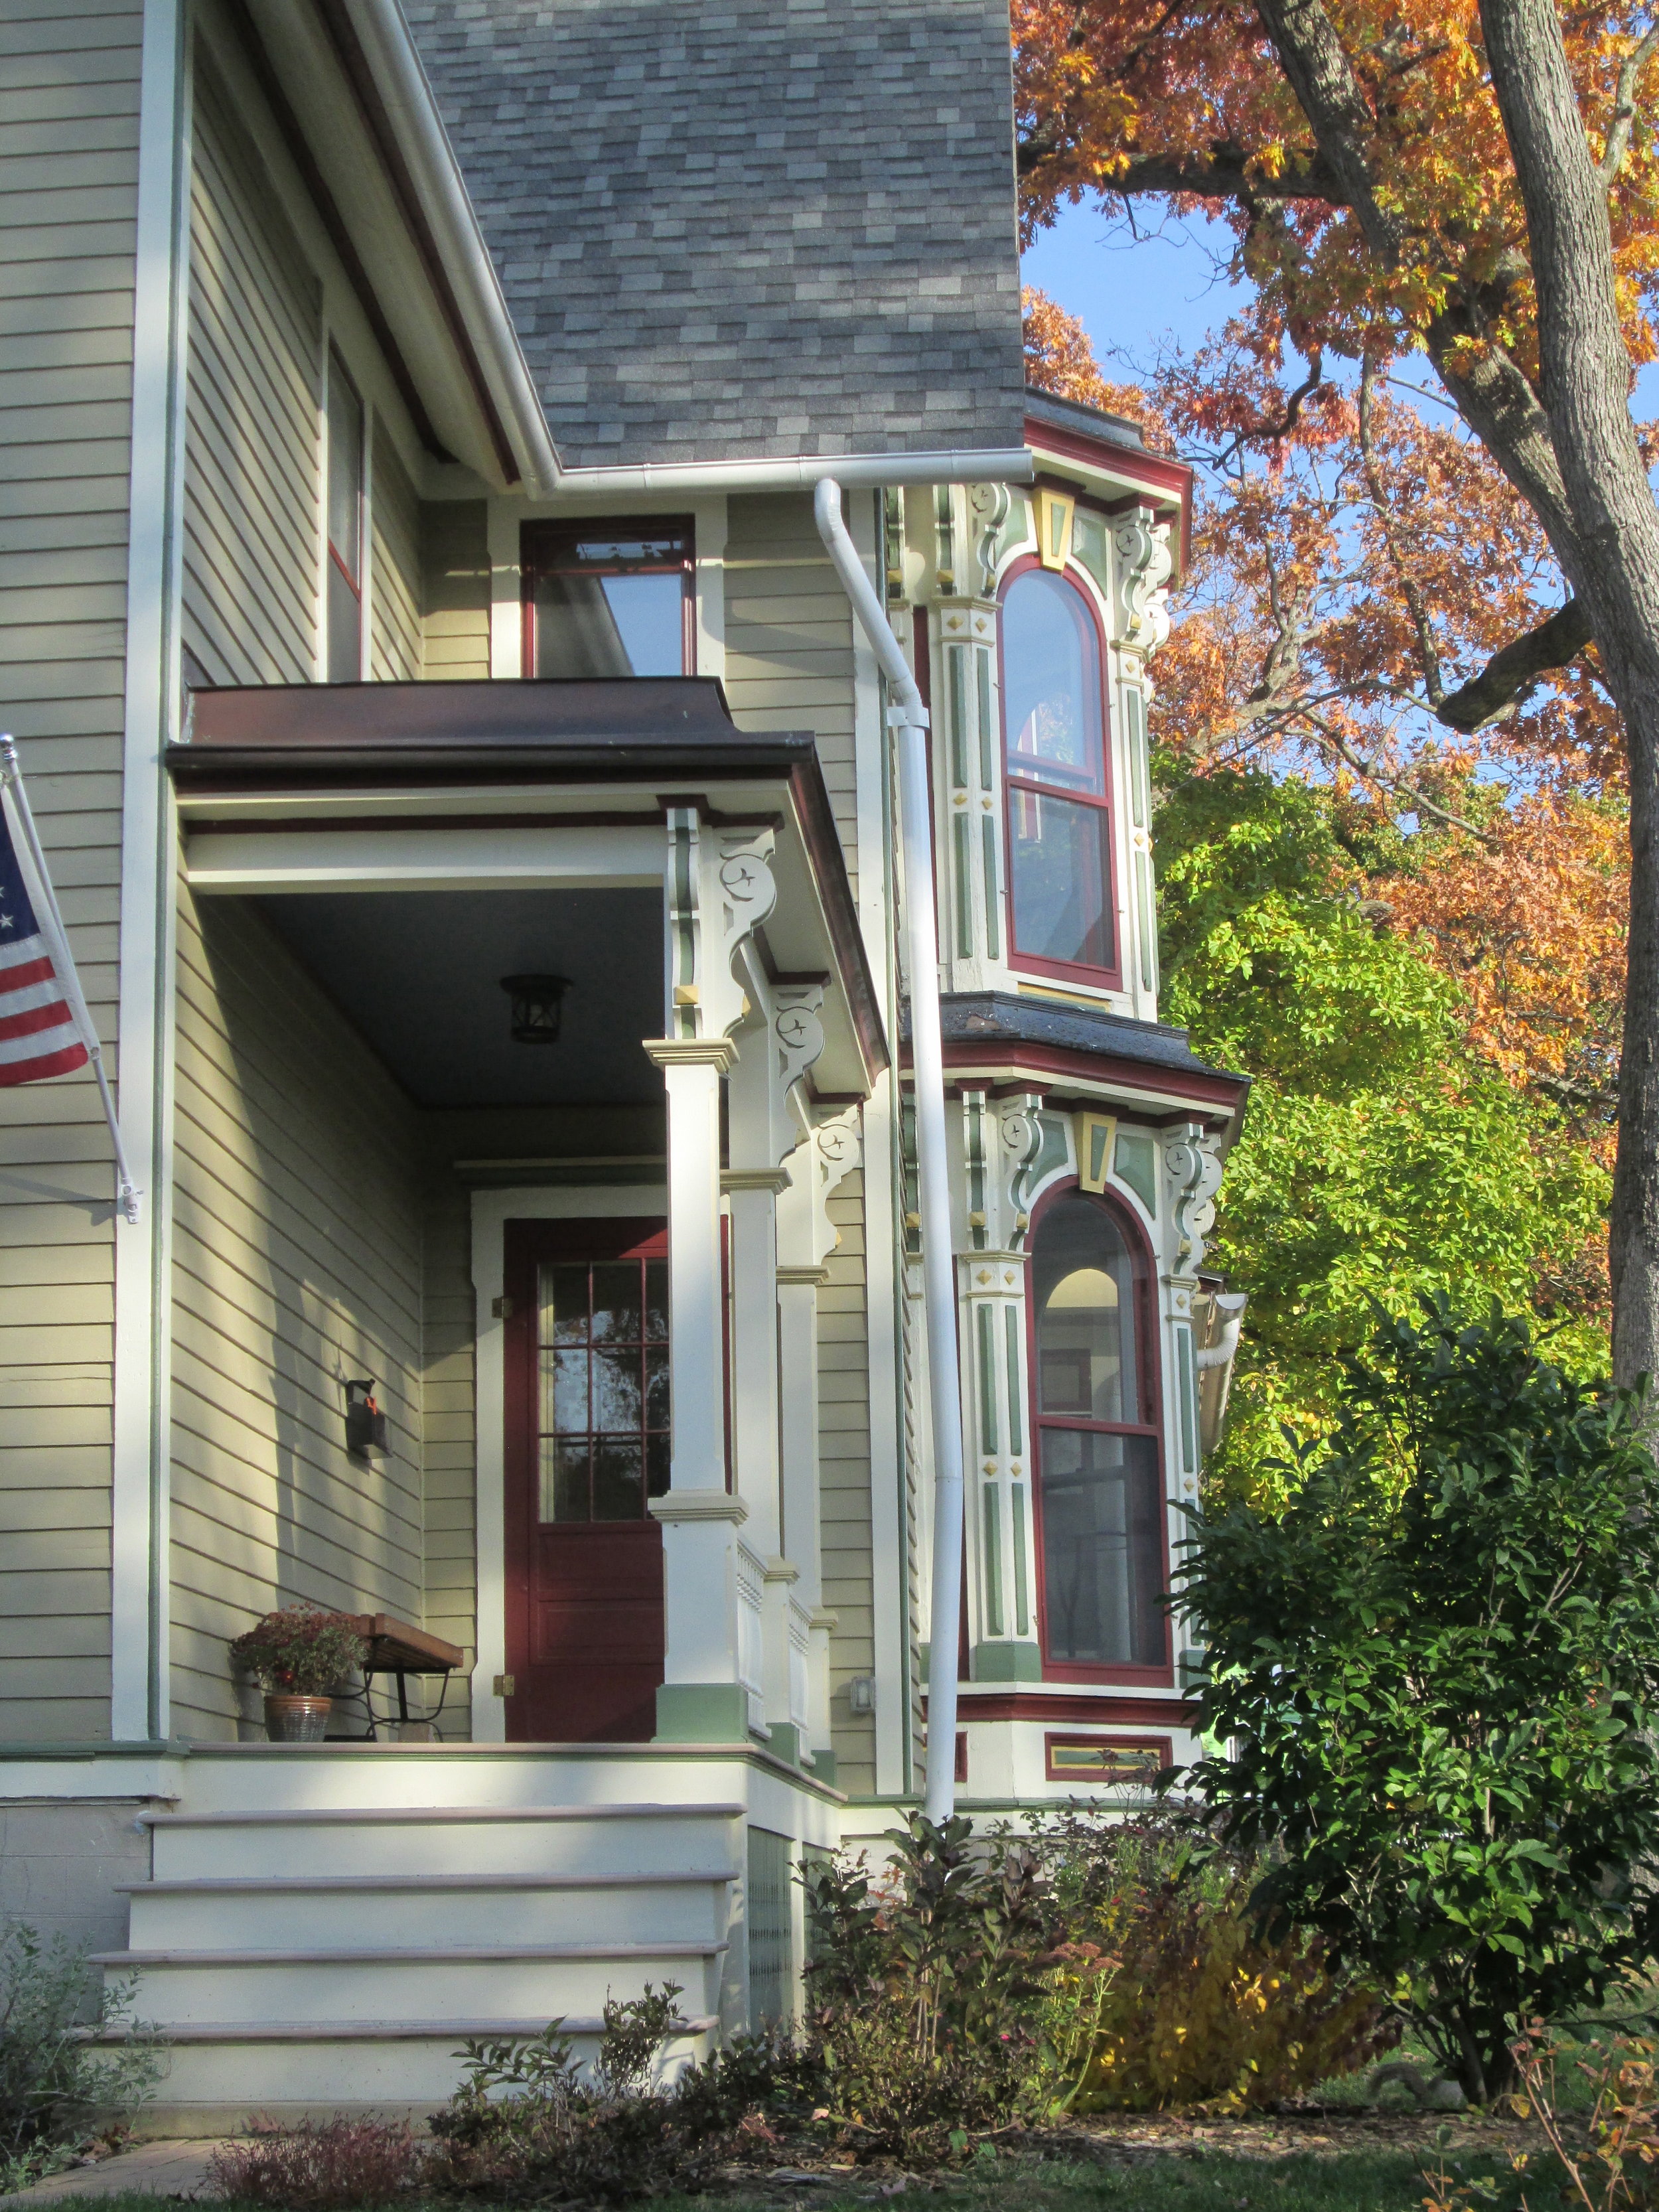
954,1690,1196,1727
932,1036,1246,1113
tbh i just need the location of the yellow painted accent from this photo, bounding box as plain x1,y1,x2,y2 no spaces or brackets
1037,488,1076,571
1076,1110,1118,1193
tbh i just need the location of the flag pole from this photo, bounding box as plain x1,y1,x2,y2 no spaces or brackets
0,737,141,1225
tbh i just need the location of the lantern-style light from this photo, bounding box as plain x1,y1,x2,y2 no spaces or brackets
499,973,569,1045
344,1378,387,1458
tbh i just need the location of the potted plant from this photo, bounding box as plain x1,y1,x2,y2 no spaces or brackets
228,1607,368,1741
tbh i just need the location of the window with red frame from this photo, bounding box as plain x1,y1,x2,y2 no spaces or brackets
1030,1189,1166,1670
522,519,694,678
325,348,364,684
1000,565,1117,978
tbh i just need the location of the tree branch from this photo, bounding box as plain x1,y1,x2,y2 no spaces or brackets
1305,717,1500,839
1249,0,1407,262
1598,23,1659,187
1434,599,1595,732
1358,357,1447,703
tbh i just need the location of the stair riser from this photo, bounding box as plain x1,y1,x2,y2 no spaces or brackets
117,1954,725,2022
127,1886,732,1949
153,1821,738,1882
141,2033,713,2116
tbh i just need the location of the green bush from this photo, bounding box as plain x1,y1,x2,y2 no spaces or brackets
0,1922,163,2189
1179,1301,1659,2102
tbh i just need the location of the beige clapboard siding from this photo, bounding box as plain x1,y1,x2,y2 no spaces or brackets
420,1174,475,1736
170,887,427,1739
723,494,858,891
820,1173,877,1793
421,498,489,679
181,46,321,688
0,0,145,1743
370,416,421,682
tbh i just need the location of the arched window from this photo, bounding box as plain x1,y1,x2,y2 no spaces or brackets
1030,1189,1165,1671
1000,566,1116,978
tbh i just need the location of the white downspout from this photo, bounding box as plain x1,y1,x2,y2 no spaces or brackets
814,479,965,1824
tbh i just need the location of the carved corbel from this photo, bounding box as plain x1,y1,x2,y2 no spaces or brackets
968,482,1011,598
1114,507,1173,656
772,983,826,1149
663,810,778,1043
999,1091,1045,1252
1164,1120,1225,1279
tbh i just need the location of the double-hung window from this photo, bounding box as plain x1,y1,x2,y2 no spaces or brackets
1000,564,1118,982
523,520,694,678
325,348,364,684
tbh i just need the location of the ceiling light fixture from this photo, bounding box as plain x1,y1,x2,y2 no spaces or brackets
499,972,570,1045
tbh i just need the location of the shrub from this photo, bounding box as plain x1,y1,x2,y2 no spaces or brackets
0,1922,163,2185
1042,1816,1397,2111
206,2117,425,2208
228,1608,368,1696
1178,1301,1659,2102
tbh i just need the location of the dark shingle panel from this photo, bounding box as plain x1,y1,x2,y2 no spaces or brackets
403,0,1026,469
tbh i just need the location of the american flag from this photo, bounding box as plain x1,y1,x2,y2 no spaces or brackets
0,778,92,1086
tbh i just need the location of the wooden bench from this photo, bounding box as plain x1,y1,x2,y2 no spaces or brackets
340,1614,467,1740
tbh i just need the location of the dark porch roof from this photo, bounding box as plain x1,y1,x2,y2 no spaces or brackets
169,678,887,1088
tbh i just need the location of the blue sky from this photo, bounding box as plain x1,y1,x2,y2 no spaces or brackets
1021,197,1659,416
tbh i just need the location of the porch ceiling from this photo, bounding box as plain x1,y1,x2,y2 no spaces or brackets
257,887,664,1109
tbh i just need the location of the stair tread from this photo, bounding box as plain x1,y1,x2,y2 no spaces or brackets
146,1802,744,1829
96,1941,728,1965
121,1870,739,1895
82,2015,719,2043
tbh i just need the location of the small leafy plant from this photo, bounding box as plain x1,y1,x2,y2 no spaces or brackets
207,2116,426,2208
0,1923,164,2189
228,1607,368,1696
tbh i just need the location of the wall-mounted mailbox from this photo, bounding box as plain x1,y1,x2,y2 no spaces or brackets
345,1377,387,1458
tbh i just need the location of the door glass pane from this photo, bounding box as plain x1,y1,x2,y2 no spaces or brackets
1034,1195,1140,1424
1039,1430,1163,1664
594,1439,645,1520
1002,569,1105,796
1009,787,1114,971
592,1349,642,1433
591,1264,642,1344
534,1248,668,1523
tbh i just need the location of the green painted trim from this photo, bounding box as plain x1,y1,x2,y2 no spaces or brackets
981,814,1000,960
1135,847,1158,995
948,646,968,788
654,1684,751,1743
975,1301,998,1454
0,1740,185,1760
1113,1130,1158,1214
982,1485,1004,1637
971,1640,1043,1682
1011,1482,1031,1636
766,1722,807,1769
976,650,994,788
953,810,974,959
1175,1323,1197,1475
1003,1307,1024,1456
808,1749,837,1787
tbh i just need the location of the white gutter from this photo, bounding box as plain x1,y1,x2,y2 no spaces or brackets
350,5,1035,504
814,478,966,1826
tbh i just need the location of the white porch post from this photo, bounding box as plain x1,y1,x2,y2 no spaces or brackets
645,1037,751,1741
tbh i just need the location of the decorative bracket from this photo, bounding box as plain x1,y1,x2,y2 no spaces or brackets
663,808,778,1042
1164,1120,1225,1279
968,482,1011,597
999,1091,1045,1252
1114,506,1173,656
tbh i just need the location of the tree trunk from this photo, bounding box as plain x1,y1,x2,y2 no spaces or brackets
1477,0,1659,1396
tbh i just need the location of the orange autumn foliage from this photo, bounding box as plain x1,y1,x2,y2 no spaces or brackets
1021,291,1628,1156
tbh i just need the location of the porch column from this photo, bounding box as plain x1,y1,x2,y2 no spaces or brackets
645,1036,753,1743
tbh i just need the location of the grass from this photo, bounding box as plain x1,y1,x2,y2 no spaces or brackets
36,2146,1542,2212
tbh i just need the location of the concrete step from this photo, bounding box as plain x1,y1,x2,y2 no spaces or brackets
92,2014,720,2126
123,1870,738,1950
97,1941,727,2023
147,1803,744,1881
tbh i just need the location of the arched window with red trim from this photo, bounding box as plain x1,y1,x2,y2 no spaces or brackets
1029,1186,1167,1676
999,563,1119,983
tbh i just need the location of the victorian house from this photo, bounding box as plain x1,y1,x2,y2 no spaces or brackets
0,0,1244,2125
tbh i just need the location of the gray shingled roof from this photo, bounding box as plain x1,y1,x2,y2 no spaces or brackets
403,0,1027,469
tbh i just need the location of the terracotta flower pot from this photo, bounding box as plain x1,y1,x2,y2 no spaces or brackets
263,1693,332,1742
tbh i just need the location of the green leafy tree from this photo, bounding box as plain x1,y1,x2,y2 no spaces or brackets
1156,761,1610,1496
1177,1304,1659,2102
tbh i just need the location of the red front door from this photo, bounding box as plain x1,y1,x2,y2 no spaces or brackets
502,1218,670,1741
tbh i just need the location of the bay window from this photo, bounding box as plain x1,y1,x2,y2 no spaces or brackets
1030,1188,1167,1674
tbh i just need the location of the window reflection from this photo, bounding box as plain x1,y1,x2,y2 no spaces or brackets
526,522,692,678
1001,566,1116,974
537,1252,670,1522
1032,1194,1163,1668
